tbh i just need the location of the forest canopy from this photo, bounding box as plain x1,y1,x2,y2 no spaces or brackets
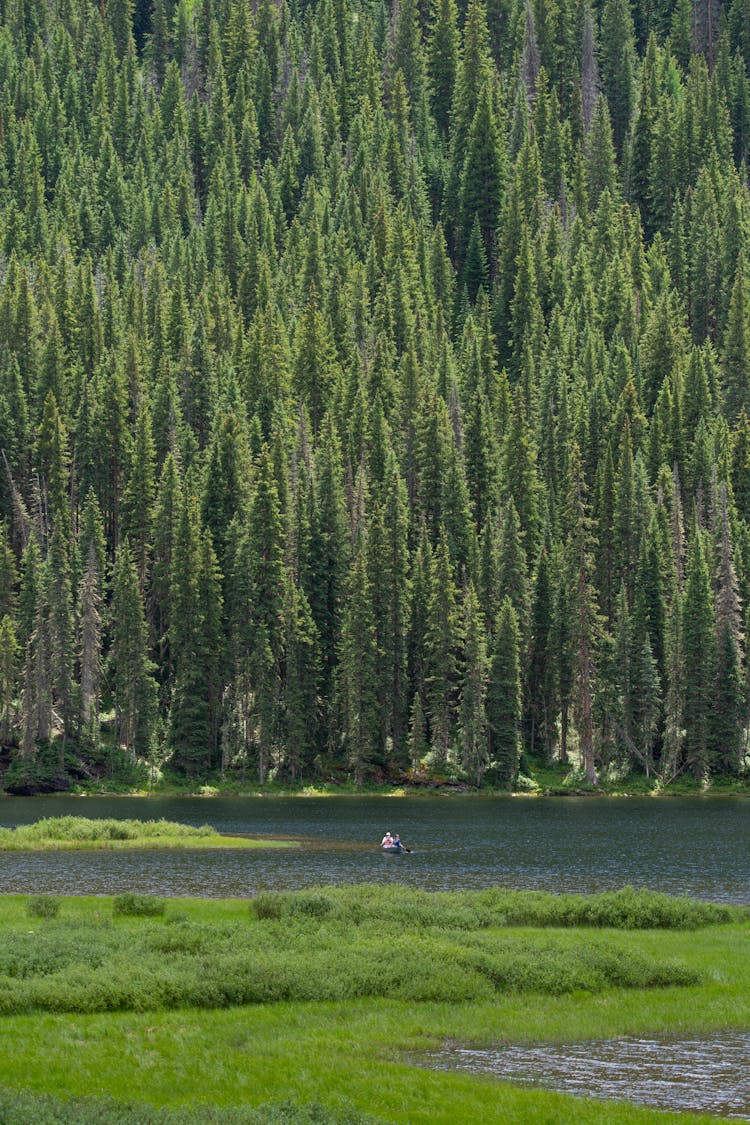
1,0,750,789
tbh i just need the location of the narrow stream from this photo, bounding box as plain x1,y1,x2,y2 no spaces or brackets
422,1032,750,1119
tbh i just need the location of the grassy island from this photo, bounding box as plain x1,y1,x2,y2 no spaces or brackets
0,886,747,1122
0,816,296,851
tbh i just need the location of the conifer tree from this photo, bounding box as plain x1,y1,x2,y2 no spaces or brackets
47,518,75,750
428,0,459,137
0,616,18,744
168,492,211,774
408,690,429,773
339,546,378,783
681,529,716,779
599,0,636,153
528,547,556,758
723,254,750,423
459,83,505,269
459,584,488,784
281,578,319,780
111,542,157,762
78,543,102,743
564,443,600,785
487,597,521,787
425,532,460,767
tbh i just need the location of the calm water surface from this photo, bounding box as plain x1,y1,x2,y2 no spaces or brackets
0,794,749,900
423,1032,750,1119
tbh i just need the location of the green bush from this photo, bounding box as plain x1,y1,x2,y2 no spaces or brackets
251,891,291,920
113,894,166,917
25,896,61,920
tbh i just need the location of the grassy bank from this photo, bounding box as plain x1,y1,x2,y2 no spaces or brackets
50,762,750,798
0,816,296,851
0,888,747,1122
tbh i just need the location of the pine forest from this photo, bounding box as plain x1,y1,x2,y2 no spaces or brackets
1,0,750,792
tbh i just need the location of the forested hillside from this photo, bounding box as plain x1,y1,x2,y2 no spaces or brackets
0,0,749,790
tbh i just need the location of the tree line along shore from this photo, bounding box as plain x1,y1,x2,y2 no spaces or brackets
1,0,750,793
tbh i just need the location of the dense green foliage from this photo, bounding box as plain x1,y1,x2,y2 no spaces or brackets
2,0,750,789
0,1089,384,1125
0,885,727,1017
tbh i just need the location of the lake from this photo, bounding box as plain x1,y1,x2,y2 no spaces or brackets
0,794,749,901
422,1032,750,1120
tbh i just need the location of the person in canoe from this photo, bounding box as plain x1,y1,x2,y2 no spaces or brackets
381,831,394,848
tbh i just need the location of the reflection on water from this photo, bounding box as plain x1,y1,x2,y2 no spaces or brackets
0,794,749,900
422,1032,750,1119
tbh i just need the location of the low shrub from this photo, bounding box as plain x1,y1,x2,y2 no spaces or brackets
251,891,292,920
25,896,61,920
113,893,166,917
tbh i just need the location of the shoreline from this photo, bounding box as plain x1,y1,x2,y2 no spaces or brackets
2,782,749,800
0,835,298,851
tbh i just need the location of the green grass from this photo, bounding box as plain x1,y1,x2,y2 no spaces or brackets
0,887,747,1123
0,816,296,850
0,1088,385,1124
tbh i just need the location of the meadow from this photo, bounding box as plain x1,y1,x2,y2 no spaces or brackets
0,887,747,1122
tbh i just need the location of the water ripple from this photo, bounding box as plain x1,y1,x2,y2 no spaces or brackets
422,1032,750,1118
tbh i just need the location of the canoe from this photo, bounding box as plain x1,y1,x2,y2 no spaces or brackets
381,844,406,854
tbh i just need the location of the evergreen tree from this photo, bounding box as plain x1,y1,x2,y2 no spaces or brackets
0,616,18,744
78,543,102,743
723,254,750,423
425,533,461,767
339,546,378,783
110,542,157,762
564,443,601,785
599,0,636,153
168,492,211,775
681,529,716,779
429,0,459,137
487,597,521,787
459,584,488,784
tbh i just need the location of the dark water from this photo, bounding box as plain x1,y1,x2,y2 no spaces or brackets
423,1033,750,1119
0,794,749,900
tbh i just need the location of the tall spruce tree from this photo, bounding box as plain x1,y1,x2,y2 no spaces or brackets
487,597,522,787
111,542,157,763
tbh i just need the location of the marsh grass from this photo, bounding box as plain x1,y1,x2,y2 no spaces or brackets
113,893,166,917
1,889,748,1125
25,896,61,920
0,1089,387,1124
250,883,742,930
0,885,715,1017
0,816,294,850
